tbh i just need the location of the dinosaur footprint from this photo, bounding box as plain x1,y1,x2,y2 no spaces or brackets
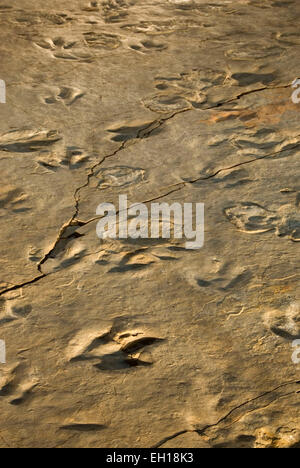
83,32,121,50
224,203,279,234
37,147,89,171
94,166,146,189
35,37,93,62
0,185,29,215
142,69,225,113
102,0,130,23
67,328,164,371
0,128,61,153
225,202,300,242
44,86,84,106
0,362,38,406
129,40,167,54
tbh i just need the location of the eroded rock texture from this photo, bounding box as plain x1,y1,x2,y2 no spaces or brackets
0,0,299,448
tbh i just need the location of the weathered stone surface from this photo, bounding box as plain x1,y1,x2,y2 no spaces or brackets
0,0,299,448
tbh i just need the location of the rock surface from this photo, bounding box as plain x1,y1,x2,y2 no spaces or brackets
0,0,299,448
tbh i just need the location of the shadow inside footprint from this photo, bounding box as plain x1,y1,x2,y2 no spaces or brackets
60,424,106,432
94,336,164,371
231,72,276,86
107,122,159,142
0,129,61,153
94,351,153,370
270,327,300,341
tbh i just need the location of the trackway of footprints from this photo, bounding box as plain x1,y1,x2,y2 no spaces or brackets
34,32,166,61
0,128,298,277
